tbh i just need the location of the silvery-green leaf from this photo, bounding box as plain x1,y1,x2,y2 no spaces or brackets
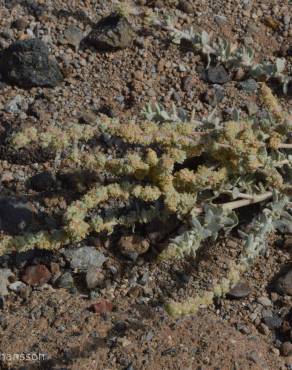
276,58,286,73
231,187,241,199
231,108,241,121
201,30,210,45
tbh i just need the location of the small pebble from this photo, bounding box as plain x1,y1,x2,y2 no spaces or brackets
5,95,24,114
8,281,26,293
90,299,113,314
257,296,273,307
214,15,227,25
274,269,292,296
56,272,74,289
86,266,105,290
263,315,282,329
245,102,258,115
258,323,270,336
63,26,83,50
228,282,251,299
177,0,193,14
238,79,259,93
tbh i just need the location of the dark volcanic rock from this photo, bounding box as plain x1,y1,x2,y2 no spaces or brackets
0,38,63,88
205,65,230,84
86,13,135,51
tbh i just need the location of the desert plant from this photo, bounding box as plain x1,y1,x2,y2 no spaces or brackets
1,84,291,315
167,22,291,93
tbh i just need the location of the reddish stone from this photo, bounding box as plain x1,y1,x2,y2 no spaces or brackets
22,264,52,286
90,299,113,314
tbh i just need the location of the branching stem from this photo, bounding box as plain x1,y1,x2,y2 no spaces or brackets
278,143,292,149
193,191,273,214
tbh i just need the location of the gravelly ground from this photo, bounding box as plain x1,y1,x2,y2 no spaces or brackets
0,0,291,369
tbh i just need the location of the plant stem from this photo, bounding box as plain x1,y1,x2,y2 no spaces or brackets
278,143,292,149
193,191,273,214
221,191,273,210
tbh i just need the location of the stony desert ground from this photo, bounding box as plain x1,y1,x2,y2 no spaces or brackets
0,0,291,369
